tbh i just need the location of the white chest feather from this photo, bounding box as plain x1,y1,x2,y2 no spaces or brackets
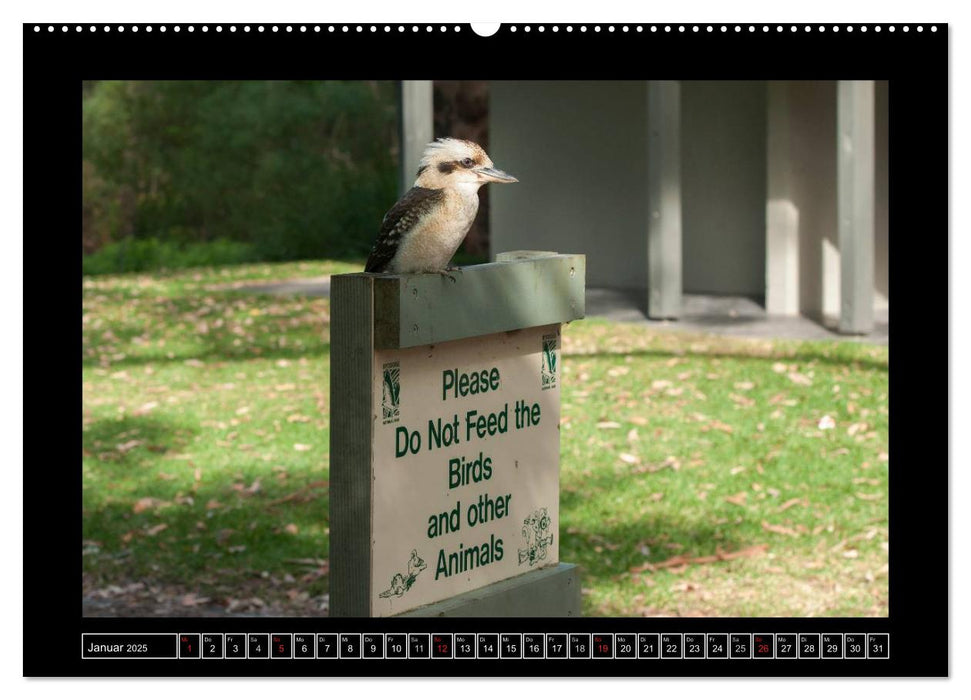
392,186,480,273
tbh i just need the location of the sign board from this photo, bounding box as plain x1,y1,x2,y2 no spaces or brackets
371,325,561,616
329,252,585,617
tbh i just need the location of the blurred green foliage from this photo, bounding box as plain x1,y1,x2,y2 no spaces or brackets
82,81,399,270
81,238,257,276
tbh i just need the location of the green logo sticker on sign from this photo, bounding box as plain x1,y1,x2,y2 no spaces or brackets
541,333,558,390
382,361,400,424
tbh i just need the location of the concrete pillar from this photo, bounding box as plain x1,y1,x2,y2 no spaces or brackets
766,81,800,316
647,80,682,319
398,80,434,194
837,80,875,334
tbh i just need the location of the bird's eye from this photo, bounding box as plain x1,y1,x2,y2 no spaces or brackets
461,157,474,168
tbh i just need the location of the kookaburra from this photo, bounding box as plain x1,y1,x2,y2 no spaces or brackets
364,138,518,275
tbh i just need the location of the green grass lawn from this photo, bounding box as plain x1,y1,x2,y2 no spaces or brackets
82,261,888,617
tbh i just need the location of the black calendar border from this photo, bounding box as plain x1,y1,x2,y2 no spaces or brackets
23,21,947,678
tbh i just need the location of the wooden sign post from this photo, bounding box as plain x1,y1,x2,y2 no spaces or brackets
330,251,585,617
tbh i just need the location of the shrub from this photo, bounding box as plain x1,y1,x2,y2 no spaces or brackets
82,238,258,275
82,81,399,265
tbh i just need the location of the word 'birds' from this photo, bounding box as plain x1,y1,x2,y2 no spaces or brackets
364,138,518,275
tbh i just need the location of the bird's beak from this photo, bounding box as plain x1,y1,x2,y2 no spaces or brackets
475,166,518,183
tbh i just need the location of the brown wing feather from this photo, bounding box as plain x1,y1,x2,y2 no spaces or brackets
364,187,445,273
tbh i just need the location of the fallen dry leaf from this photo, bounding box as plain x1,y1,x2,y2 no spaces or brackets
671,581,700,593
777,497,804,512
132,497,164,514
266,481,328,506
116,440,143,454
145,523,168,536
286,589,310,602
286,557,328,568
133,402,158,416
730,393,755,407
762,520,800,537
181,593,211,607
724,492,748,507
788,371,812,386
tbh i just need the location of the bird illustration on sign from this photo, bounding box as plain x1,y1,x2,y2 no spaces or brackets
379,549,427,598
519,507,554,567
